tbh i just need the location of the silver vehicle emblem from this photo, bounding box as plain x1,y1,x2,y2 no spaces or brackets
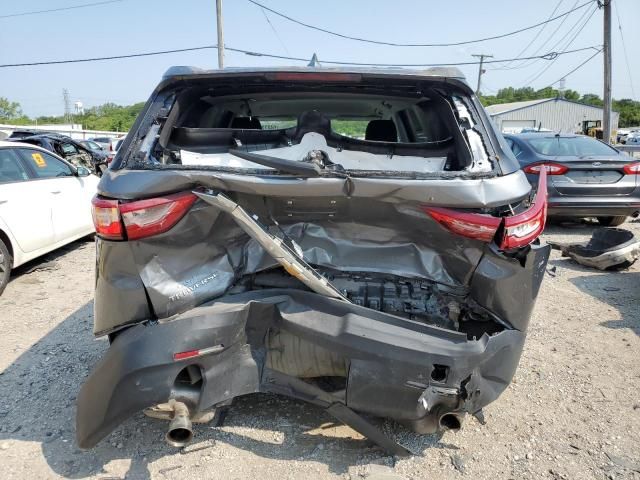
591,161,602,167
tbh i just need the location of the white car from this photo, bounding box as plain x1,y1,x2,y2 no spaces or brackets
625,131,640,145
0,141,100,294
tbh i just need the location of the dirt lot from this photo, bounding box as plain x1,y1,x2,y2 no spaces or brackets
0,220,639,480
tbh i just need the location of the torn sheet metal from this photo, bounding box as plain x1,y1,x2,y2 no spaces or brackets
194,190,348,301
548,228,640,270
180,132,447,173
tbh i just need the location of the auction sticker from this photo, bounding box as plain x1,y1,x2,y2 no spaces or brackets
31,152,46,168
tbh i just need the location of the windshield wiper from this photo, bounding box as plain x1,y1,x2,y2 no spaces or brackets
229,149,322,177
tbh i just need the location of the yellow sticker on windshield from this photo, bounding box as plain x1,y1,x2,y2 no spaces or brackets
31,152,47,168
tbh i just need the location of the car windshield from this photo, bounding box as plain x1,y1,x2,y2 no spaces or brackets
526,136,618,157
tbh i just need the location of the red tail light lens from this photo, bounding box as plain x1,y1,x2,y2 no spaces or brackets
501,169,547,249
424,208,500,242
424,170,548,250
523,162,568,175
623,161,640,174
91,197,123,240
91,191,197,240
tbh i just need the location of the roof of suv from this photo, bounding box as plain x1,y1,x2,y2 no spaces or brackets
162,66,468,81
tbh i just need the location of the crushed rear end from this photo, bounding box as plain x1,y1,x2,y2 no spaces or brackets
77,68,550,454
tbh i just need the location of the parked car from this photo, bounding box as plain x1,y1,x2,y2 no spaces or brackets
89,137,114,152
79,139,107,153
77,67,551,454
504,133,640,226
0,141,99,294
625,131,640,145
9,133,108,176
616,128,640,144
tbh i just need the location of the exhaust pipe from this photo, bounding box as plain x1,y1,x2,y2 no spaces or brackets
439,413,462,432
165,401,193,447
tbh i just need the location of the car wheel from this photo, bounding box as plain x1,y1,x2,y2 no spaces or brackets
597,216,627,227
0,237,12,295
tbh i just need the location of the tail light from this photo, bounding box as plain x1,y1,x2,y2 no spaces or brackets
623,162,640,174
91,191,197,240
523,162,568,175
424,170,547,250
91,198,123,240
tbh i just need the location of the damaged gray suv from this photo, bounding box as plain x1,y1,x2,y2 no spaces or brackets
77,67,550,455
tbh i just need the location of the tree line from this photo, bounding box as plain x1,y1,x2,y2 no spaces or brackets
1,87,639,131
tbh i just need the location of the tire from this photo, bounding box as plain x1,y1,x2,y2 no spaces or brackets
597,216,627,227
0,237,12,296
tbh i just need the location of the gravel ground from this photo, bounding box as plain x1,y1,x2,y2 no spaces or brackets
0,220,639,480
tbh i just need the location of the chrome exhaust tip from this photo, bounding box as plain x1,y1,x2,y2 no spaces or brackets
165,401,193,448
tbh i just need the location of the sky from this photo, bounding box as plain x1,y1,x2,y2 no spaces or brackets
0,0,637,117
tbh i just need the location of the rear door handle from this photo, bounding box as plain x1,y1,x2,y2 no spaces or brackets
51,190,61,194
0,200,7,205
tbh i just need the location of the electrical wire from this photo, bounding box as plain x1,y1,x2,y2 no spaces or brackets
0,44,602,69
246,0,596,47
520,4,598,86
545,47,603,87
495,0,565,69
0,0,123,19
260,7,290,55
613,0,636,99
494,0,587,72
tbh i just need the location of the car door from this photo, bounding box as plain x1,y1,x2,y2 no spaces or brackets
0,147,55,253
18,148,95,242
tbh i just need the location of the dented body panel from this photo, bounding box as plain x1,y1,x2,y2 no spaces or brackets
78,67,550,454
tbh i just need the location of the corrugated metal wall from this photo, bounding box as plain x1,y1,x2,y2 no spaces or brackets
491,98,620,134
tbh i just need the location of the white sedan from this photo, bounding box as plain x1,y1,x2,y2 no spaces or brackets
0,141,100,294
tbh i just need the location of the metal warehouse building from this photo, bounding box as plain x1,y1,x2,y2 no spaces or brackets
485,97,619,134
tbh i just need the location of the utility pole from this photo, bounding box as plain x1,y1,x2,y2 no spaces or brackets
216,0,224,69
602,0,612,143
472,54,493,96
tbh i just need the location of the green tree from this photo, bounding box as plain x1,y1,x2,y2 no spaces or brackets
0,97,24,121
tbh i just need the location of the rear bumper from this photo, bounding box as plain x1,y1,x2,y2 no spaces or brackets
77,289,526,449
548,197,640,217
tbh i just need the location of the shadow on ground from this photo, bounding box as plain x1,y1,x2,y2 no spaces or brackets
570,271,640,337
0,300,446,479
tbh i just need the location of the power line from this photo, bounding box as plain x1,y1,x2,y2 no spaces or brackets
613,0,636,99
494,0,586,71
259,7,290,55
546,47,603,87
246,0,596,47
0,0,123,19
0,44,601,69
520,4,598,86
496,0,565,69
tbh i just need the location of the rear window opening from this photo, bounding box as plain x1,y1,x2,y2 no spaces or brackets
130,79,497,177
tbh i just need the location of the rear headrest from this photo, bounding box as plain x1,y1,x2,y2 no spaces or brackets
293,111,332,141
230,116,262,129
365,120,397,142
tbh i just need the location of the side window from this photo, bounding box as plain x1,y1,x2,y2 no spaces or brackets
61,143,79,156
0,149,30,184
504,138,514,148
511,141,524,158
19,149,73,179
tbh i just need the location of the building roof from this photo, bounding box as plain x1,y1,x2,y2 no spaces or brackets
484,98,551,115
485,97,617,116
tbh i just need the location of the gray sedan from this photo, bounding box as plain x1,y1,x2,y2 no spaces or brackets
504,133,640,226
